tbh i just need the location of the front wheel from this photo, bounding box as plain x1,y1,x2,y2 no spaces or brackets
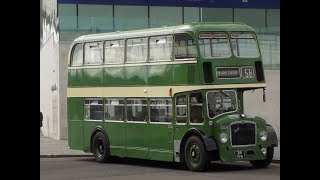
92,132,110,163
184,136,208,172
250,147,274,168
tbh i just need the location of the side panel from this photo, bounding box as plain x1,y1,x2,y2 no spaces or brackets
104,121,126,157
148,123,174,161
125,122,148,159
82,68,103,87
68,69,82,87
147,64,173,85
67,97,84,150
173,64,189,85
103,67,125,86
173,63,201,85
125,66,147,85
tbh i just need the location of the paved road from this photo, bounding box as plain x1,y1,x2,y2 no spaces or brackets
40,157,280,180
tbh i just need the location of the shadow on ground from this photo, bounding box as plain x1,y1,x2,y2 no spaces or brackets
77,157,256,172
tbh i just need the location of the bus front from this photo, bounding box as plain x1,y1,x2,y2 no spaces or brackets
190,23,278,169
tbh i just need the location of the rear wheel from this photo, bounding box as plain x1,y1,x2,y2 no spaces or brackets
250,147,274,168
184,136,208,172
92,132,110,163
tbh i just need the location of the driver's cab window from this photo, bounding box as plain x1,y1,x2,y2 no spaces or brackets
207,90,237,118
189,92,204,123
176,95,187,123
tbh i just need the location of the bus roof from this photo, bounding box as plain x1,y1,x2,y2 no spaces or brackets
73,22,255,43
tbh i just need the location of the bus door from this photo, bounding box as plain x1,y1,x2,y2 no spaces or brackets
125,98,149,159
147,98,174,162
173,92,205,162
174,94,189,162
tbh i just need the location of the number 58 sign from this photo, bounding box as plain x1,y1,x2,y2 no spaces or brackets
241,67,255,78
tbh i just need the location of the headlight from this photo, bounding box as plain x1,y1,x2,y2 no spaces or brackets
220,132,228,143
259,131,267,141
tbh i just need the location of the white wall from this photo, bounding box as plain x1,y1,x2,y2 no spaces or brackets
40,34,60,139
59,42,71,139
40,0,58,48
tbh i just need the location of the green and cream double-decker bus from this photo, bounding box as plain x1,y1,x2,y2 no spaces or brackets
67,22,278,171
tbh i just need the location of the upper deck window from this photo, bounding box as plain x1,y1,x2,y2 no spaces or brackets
198,32,231,58
149,36,173,62
126,38,148,63
174,34,197,60
231,33,259,58
84,42,103,65
71,43,83,66
104,40,125,64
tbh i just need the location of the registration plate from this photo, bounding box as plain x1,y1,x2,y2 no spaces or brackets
235,150,244,159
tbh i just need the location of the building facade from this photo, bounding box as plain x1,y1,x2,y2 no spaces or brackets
40,0,280,140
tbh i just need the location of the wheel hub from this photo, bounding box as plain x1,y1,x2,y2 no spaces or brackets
95,138,104,157
192,151,195,157
189,144,200,165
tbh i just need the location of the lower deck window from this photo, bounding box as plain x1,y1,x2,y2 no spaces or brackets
176,95,187,123
126,99,147,122
150,99,172,123
105,99,124,121
84,99,103,120
189,92,204,123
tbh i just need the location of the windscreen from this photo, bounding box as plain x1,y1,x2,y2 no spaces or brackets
198,32,231,58
231,33,259,58
207,90,237,118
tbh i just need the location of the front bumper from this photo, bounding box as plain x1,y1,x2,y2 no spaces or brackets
218,143,267,162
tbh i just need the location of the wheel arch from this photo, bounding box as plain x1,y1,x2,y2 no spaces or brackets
179,128,218,160
266,124,278,147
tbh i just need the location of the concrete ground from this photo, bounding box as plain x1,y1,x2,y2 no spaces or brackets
41,157,280,180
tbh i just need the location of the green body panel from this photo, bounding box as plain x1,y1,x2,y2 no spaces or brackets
82,68,104,87
125,66,148,85
68,69,82,87
67,98,84,149
68,120,83,150
104,121,126,157
148,123,174,161
172,64,201,85
69,60,263,87
211,114,268,161
83,121,104,152
103,67,125,86
148,65,173,85
125,122,149,159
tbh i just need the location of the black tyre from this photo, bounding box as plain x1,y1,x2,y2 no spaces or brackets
92,132,110,163
184,136,208,172
250,147,274,168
